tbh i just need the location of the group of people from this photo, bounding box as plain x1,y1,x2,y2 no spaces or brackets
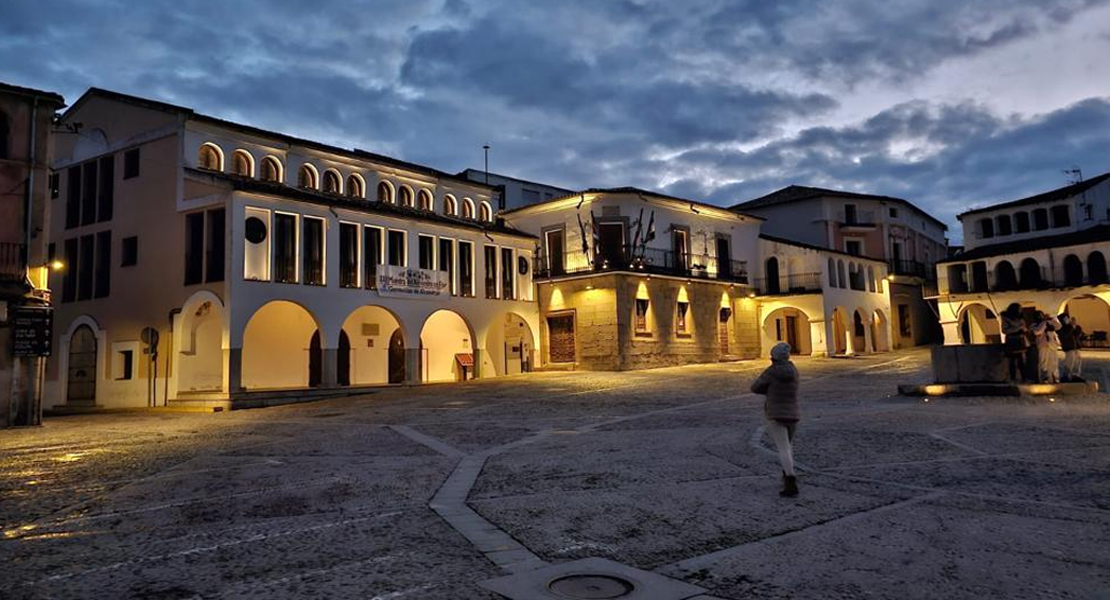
1001,303,1085,384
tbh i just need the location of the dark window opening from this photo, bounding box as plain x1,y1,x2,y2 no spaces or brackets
418,235,435,270
339,223,358,288
273,213,297,283
81,160,98,226
96,156,113,221
364,227,382,290
1015,212,1030,233
458,241,474,297
117,350,134,380
1033,208,1049,231
77,234,94,300
121,236,138,267
677,301,689,334
65,166,80,229
49,172,59,199
302,217,324,285
123,148,140,179
501,247,515,300
484,245,499,298
184,212,205,285
62,238,78,303
978,218,994,239
439,239,455,296
387,230,405,267
206,209,225,282
635,299,649,333
1051,205,1071,228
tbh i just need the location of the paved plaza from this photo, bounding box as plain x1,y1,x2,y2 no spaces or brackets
2,349,1109,599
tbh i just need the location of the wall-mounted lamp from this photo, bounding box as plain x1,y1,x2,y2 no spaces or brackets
48,260,65,271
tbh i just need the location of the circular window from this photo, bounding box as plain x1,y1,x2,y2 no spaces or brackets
518,256,530,275
245,216,267,244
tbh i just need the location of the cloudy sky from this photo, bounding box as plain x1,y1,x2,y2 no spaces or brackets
3,0,1109,242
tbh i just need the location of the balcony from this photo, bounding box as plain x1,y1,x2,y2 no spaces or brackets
534,245,749,284
0,242,24,281
942,262,1105,295
889,259,936,281
754,272,824,296
836,210,876,228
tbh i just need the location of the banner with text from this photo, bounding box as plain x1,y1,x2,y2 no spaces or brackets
377,265,450,299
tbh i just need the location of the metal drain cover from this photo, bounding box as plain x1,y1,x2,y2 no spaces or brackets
479,557,706,600
548,574,634,599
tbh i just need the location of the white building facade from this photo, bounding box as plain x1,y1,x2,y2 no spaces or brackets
46,89,538,410
937,173,1110,346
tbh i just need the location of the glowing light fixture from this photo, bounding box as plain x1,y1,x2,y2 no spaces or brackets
48,260,65,270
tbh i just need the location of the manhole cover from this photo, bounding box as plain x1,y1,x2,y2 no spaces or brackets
547,574,634,599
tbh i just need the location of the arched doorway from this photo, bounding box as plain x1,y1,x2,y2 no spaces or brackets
1063,254,1084,287
765,257,780,294
1088,252,1108,284
421,310,474,382
831,308,850,355
340,305,405,386
1061,295,1110,347
1019,258,1042,288
486,313,536,376
67,325,98,405
242,301,320,390
337,331,351,387
388,329,405,384
852,310,867,353
959,304,1001,344
994,261,1017,291
177,299,224,393
762,307,813,355
871,309,890,352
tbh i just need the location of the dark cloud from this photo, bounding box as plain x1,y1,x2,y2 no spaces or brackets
1,0,1108,245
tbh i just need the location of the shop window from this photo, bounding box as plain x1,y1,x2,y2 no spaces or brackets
677,301,689,335
635,299,649,334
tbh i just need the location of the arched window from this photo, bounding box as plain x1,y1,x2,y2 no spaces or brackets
462,198,475,219
261,156,283,182
765,257,780,294
1019,258,1042,289
377,181,394,204
1014,211,1030,233
1032,208,1049,231
198,143,223,171
298,164,318,189
996,214,1012,236
1088,251,1108,284
0,111,9,159
837,260,846,289
480,201,493,222
978,218,994,239
346,174,364,198
232,150,254,177
867,265,876,292
827,257,838,288
443,195,458,216
994,261,1017,291
417,189,433,211
399,186,414,207
323,169,341,194
1063,254,1084,287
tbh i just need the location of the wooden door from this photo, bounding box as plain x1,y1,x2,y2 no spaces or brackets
388,328,406,384
338,330,351,386
67,326,97,405
309,330,322,387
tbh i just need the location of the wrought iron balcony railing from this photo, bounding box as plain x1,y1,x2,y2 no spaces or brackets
534,245,749,284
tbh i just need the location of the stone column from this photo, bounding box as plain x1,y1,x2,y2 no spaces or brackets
227,348,243,394
404,347,422,385
862,318,874,354
810,319,829,357
321,348,338,389
472,347,484,379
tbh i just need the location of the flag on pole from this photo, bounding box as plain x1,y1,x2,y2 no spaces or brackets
576,212,590,254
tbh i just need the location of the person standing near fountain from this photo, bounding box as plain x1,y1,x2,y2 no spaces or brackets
1001,304,1029,382
751,342,800,498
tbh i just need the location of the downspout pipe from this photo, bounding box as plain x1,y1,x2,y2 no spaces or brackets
23,98,39,292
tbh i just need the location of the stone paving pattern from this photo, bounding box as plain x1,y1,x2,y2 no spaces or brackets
2,349,1109,599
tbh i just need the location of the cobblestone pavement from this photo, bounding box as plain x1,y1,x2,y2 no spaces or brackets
2,349,1109,599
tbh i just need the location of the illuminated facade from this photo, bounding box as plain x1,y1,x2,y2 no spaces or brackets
0,82,65,427
937,173,1110,346
44,89,537,410
502,189,892,369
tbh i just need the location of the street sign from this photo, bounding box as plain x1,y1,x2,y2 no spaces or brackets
12,307,53,357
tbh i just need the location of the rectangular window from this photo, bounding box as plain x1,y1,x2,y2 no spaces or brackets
544,229,565,275
845,204,858,224
94,230,111,298
418,234,435,270
484,245,499,298
387,230,406,267
77,234,94,300
673,229,689,270
339,223,359,288
117,350,134,380
501,247,515,300
635,298,649,334
49,172,59,199
123,148,140,179
458,241,474,297
65,167,80,229
677,301,689,335
898,304,912,337
97,155,114,222
889,207,898,218
1084,205,1093,221
81,160,98,226
303,217,325,285
184,212,205,285
364,226,383,289
121,236,138,267
62,238,78,303
273,213,297,283
206,209,225,282
846,240,862,256
439,238,455,295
